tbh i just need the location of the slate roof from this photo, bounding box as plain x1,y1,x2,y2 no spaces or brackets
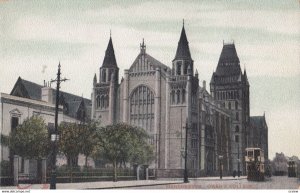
173,25,192,61
250,116,266,129
102,37,118,68
215,44,242,76
10,77,91,120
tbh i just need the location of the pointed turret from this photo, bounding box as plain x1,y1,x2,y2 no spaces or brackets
102,37,118,68
99,35,119,84
172,21,194,76
195,69,199,78
173,22,192,61
93,73,97,85
243,68,249,86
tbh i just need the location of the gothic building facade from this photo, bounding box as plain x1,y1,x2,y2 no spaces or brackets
210,43,250,173
92,25,234,177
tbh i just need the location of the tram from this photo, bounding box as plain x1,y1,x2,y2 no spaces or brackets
245,148,265,181
288,160,297,177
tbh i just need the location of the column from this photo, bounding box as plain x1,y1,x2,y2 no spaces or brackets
154,68,161,169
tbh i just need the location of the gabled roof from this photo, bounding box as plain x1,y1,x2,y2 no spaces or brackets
102,37,118,68
10,77,91,120
130,52,170,73
173,25,192,61
10,77,42,100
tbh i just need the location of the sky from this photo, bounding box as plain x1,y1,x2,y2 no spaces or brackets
0,0,299,159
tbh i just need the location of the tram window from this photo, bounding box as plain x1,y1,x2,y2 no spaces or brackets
248,151,253,157
254,150,260,157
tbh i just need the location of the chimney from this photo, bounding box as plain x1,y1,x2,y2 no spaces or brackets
203,80,206,90
41,83,54,104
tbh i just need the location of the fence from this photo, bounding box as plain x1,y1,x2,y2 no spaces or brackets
46,167,155,183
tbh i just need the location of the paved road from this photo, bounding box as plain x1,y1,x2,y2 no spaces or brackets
127,176,300,189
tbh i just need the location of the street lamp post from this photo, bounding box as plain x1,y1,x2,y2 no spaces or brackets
183,120,189,183
50,63,68,189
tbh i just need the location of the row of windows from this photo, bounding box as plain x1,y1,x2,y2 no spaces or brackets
228,101,239,110
173,61,191,76
96,95,109,109
171,89,186,104
101,69,115,83
217,90,240,100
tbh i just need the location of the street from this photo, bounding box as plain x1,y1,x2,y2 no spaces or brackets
127,176,300,189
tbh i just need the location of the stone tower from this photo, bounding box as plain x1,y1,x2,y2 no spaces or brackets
91,36,119,125
165,23,199,170
210,43,250,174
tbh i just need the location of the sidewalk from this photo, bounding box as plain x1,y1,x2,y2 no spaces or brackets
1,180,182,190
158,176,247,181
1,176,247,190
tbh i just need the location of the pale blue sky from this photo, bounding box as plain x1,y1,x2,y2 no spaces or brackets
0,0,299,159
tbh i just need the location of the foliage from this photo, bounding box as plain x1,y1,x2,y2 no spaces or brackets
0,134,9,146
0,161,11,176
95,123,154,181
80,121,99,167
9,116,50,159
58,121,99,167
58,122,82,167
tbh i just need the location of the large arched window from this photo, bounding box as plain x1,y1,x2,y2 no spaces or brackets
130,85,154,132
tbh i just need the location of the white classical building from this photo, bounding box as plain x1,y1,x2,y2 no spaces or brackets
0,77,92,177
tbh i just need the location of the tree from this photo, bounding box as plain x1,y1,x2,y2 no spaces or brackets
9,116,50,159
58,122,82,180
8,116,50,181
80,121,98,169
95,123,154,181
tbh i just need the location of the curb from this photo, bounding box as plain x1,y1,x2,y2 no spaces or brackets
85,182,184,189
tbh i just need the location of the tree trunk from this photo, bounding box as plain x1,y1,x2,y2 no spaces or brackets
37,159,42,183
85,155,88,176
70,157,73,183
113,160,117,182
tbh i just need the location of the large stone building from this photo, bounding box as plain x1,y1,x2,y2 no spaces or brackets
210,43,250,174
92,24,235,177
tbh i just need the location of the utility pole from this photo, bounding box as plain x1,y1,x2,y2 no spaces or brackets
50,63,68,189
183,119,189,183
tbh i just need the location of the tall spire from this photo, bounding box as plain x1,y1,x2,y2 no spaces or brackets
173,21,192,61
102,36,118,68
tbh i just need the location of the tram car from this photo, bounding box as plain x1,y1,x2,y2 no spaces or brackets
288,160,297,177
245,148,265,181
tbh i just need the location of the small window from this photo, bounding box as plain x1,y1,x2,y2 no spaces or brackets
177,62,182,75
236,112,239,121
11,117,19,131
182,89,186,103
235,125,239,133
228,102,231,110
176,90,180,104
235,101,238,110
235,135,239,143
